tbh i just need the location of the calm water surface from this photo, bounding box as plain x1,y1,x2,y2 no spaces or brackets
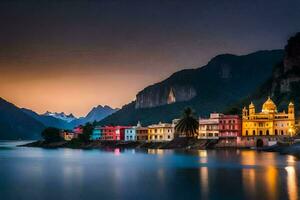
0,141,299,200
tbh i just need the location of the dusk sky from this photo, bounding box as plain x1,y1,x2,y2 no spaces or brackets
1,0,300,116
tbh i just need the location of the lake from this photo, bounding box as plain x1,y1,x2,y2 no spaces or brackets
0,141,299,200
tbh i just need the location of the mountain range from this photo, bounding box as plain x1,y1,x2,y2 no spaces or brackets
0,98,45,140
98,49,284,126
0,100,118,139
2,33,299,140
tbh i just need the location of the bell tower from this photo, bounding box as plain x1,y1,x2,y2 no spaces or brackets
288,102,295,119
249,102,255,116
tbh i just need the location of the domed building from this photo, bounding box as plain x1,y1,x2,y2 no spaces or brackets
241,97,295,147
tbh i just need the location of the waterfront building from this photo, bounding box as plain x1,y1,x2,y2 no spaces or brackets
198,113,221,139
90,126,103,140
60,130,75,141
102,126,129,141
124,127,136,141
73,125,83,138
148,122,174,141
241,97,295,147
135,122,148,141
217,114,242,147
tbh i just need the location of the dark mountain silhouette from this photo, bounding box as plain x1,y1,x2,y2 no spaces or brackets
0,98,45,140
226,32,300,116
98,50,284,126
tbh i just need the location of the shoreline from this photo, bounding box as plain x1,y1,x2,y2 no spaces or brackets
19,139,300,158
20,138,250,150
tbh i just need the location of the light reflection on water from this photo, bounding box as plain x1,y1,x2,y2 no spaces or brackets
0,141,299,200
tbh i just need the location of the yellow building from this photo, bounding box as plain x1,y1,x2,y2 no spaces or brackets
242,97,295,137
148,122,174,141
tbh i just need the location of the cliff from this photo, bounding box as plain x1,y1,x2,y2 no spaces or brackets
226,32,300,115
99,50,284,126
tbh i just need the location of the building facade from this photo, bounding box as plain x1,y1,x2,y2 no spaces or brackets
73,125,83,138
135,122,148,141
124,127,136,141
198,113,221,139
148,122,174,142
90,126,103,140
60,130,75,141
217,115,242,146
241,97,295,147
102,126,129,141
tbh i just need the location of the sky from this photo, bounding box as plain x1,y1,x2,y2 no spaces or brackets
0,0,300,117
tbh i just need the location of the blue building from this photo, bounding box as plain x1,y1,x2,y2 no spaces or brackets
90,126,103,140
124,127,136,141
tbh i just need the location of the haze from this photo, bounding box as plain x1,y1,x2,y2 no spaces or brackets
1,0,300,116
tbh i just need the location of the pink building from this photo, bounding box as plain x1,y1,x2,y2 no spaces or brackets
102,126,130,141
219,115,242,138
217,115,242,147
73,125,83,138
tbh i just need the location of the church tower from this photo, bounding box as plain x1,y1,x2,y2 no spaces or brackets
288,102,295,119
242,107,248,119
249,102,255,116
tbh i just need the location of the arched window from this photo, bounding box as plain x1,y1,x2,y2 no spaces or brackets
259,130,263,136
266,130,269,135
253,130,256,135
246,130,248,136
275,129,278,135
281,130,284,135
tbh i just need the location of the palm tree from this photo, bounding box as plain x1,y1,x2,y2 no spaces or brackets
175,107,199,138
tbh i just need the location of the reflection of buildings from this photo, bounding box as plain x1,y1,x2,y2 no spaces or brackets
241,97,295,147
286,166,298,200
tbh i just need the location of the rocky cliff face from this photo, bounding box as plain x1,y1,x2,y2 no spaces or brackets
227,32,300,115
135,50,284,109
270,33,300,96
99,50,284,126
135,85,196,109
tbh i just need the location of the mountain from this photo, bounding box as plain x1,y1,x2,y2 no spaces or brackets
21,105,119,130
226,32,300,115
0,98,45,140
98,50,284,126
85,105,119,122
70,105,119,126
43,111,76,123
21,108,73,130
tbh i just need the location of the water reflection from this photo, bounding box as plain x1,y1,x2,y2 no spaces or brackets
1,141,300,200
198,150,208,163
286,166,298,200
200,167,209,199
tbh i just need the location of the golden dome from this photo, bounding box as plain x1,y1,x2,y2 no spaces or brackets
289,102,294,106
262,97,277,113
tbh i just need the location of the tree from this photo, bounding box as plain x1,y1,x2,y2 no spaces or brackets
78,122,94,142
175,107,199,138
41,127,62,143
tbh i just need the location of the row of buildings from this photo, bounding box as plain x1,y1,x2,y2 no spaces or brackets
61,98,298,147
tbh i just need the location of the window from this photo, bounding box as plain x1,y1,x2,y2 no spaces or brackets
253,130,256,135
259,130,263,136
168,135,170,139
281,130,284,135
275,129,278,135
266,130,269,135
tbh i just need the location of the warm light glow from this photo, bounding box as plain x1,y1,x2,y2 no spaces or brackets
285,166,298,200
